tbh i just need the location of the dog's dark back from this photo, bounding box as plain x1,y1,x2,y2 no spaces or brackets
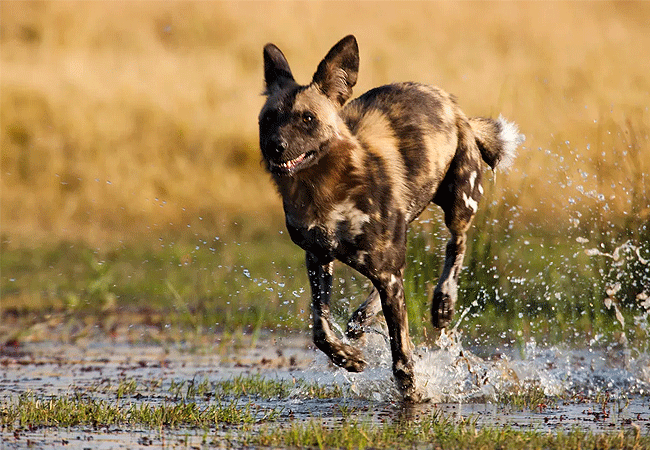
342,82,479,225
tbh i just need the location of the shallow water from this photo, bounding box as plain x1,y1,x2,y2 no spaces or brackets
1,328,648,449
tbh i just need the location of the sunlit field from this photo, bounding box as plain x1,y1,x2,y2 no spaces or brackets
2,1,649,347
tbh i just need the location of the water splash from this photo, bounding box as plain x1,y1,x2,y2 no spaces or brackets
580,239,650,351
298,231,650,404
317,325,650,403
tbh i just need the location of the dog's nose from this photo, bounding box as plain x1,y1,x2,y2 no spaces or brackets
271,138,286,157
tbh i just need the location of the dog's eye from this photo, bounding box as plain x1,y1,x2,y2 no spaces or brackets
302,111,315,124
261,111,276,126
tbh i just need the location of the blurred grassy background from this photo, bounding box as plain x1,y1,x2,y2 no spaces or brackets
1,1,649,348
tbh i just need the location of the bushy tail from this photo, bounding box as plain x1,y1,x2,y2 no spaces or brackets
469,115,524,170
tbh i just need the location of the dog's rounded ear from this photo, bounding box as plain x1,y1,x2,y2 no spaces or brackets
263,43,295,94
312,35,359,106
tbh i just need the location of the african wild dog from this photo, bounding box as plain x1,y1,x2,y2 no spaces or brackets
258,35,524,401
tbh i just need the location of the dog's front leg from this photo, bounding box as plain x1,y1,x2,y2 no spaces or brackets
306,252,367,372
376,270,419,402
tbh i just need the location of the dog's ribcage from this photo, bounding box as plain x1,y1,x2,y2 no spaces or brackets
284,82,479,277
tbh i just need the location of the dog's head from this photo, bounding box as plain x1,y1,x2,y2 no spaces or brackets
259,35,359,176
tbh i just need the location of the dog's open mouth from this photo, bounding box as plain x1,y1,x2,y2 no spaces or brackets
269,151,316,175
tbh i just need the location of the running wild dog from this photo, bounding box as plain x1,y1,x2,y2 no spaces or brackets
258,35,524,401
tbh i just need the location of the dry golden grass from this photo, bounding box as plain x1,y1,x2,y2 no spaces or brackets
1,1,648,247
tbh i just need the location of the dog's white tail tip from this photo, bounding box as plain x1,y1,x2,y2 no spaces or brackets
497,114,525,170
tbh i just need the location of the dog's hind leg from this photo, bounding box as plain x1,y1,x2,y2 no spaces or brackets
432,125,483,329
306,252,367,372
431,230,469,329
345,288,382,340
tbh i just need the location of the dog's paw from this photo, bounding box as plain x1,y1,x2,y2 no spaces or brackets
345,319,366,340
343,357,367,373
431,291,455,329
393,361,421,402
401,387,424,403
341,346,368,372
330,344,367,372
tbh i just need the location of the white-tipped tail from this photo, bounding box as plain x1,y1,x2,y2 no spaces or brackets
496,114,525,170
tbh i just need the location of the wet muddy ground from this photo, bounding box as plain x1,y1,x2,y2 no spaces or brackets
1,328,649,449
